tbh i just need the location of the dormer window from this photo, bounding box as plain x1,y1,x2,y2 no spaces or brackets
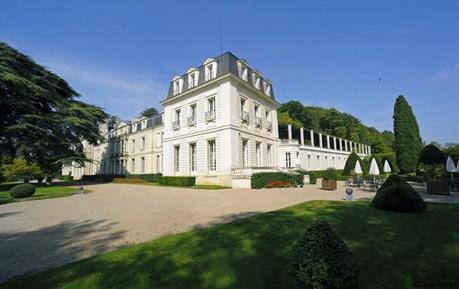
187,68,199,88
263,80,272,97
237,60,248,81
252,72,260,89
172,77,183,95
204,59,217,81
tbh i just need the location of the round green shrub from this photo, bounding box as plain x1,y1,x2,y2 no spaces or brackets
418,145,445,166
371,174,427,213
291,219,359,289
309,172,317,184
343,152,361,176
10,183,36,198
323,168,338,180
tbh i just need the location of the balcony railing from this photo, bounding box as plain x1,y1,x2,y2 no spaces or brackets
187,117,196,127
172,120,180,130
255,117,262,127
266,121,272,130
205,110,216,122
241,111,250,123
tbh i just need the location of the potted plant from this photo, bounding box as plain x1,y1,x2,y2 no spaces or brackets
424,164,449,195
322,168,338,190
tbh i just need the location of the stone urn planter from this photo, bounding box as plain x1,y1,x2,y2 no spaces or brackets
426,180,450,195
322,179,337,190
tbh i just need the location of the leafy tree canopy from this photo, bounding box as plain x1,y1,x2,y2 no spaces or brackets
2,158,42,181
278,101,394,154
141,107,159,118
0,42,108,174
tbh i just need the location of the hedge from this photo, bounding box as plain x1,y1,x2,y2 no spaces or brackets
10,184,36,198
251,172,303,189
371,174,427,213
129,174,162,183
342,152,361,176
291,219,359,289
159,176,196,187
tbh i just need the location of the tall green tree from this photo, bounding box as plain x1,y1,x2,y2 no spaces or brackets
0,42,107,175
141,107,159,117
393,95,422,174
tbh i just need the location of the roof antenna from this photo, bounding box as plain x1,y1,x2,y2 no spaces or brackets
219,22,223,54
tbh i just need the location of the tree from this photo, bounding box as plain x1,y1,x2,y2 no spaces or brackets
0,42,107,175
393,95,422,174
278,101,313,128
141,107,159,118
2,158,42,181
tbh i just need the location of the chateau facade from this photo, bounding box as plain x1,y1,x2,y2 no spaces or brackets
63,52,371,187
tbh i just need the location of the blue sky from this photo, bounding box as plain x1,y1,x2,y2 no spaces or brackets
1,0,458,143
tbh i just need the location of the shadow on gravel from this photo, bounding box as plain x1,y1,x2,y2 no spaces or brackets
0,219,125,283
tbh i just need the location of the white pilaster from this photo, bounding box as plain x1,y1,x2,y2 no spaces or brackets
310,130,314,147
326,135,330,149
319,133,323,148
300,127,304,145
288,124,292,140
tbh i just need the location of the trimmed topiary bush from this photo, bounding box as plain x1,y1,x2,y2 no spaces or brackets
10,183,36,198
291,219,359,289
129,173,163,183
309,172,317,184
323,168,338,180
371,174,427,213
159,176,196,186
251,172,303,189
343,152,361,176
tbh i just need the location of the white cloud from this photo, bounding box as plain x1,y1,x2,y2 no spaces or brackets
434,64,459,80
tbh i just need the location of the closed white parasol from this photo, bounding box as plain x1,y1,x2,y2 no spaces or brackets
369,158,380,176
383,160,392,173
446,156,456,180
354,160,363,175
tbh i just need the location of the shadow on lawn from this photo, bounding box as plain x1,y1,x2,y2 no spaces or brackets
0,219,125,284
2,201,459,289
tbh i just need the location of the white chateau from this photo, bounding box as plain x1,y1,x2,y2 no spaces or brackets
63,52,371,187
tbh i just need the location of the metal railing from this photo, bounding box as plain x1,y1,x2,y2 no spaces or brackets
255,117,262,127
187,117,196,126
266,121,272,130
172,121,180,130
241,111,250,123
205,110,216,122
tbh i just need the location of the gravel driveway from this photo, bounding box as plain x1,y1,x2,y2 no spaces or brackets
0,182,373,282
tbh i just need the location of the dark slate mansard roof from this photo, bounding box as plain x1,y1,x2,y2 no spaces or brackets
166,52,275,100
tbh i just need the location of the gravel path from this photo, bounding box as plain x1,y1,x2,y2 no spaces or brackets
0,182,373,282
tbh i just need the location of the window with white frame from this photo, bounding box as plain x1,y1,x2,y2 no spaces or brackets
255,104,261,127
252,72,260,89
237,61,248,81
189,143,196,172
141,136,145,151
240,97,248,122
188,71,198,88
256,142,261,167
286,152,292,168
208,140,216,171
131,158,135,173
263,81,271,96
174,145,180,172
206,97,216,121
173,78,183,95
141,120,147,129
188,103,197,126
173,109,181,130
205,62,217,81
131,139,135,153
242,139,248,167
156,154,161,173
267,144,272,166
141,157,145,173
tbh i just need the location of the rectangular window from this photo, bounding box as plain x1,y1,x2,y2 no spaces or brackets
174,145,180,172
188,103,197,126
131,158,135,173
189,143,196,172
240,98,248,122
208,140,216,171
141,137,145,151
242,140,248,167
286,153,291,168
173,109,181,130
267,144,272,166
256,142,261,167
206,97,216,121
141,157,145,173
156,154,161,173
131,139,135,153
255,105,261,127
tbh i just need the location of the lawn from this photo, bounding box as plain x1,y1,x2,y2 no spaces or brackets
1,201,458,289
0,185,84,205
